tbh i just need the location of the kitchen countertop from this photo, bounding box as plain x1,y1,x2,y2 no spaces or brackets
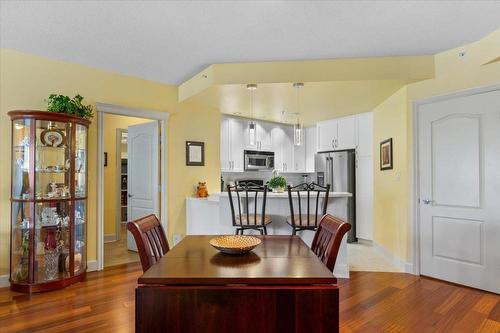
187,191,352,202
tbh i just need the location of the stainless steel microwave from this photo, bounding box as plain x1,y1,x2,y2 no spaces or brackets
244,150,274,171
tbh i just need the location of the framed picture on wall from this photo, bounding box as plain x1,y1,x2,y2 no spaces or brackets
380,138,393,170
186,141,205,166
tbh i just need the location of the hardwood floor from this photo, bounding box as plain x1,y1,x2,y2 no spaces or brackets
103,224,139,267
0,263,498,332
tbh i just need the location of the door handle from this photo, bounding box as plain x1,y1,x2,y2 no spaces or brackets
332,139,335,148
128,194,133,198
421,199,433,204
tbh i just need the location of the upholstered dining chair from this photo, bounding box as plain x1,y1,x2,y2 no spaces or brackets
127,214,169,272
311,214,351,272
227,183,272,235
286,183,330,235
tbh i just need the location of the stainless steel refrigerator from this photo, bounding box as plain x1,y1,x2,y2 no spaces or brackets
316,150,357,243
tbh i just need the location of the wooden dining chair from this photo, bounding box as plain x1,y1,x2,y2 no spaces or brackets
286,183,330,235
311,214,351,272
227,183,272,235
127,214,169,272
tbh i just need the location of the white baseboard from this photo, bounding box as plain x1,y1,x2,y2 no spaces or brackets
0,274,9,288
87,260,99,272
373,241,413,273
333,264,349,279
104,234,117,243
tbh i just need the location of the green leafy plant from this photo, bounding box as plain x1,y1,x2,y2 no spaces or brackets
268,176,287,189
46,94,94,120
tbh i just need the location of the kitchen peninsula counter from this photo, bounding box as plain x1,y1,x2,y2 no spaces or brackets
186,191,352,278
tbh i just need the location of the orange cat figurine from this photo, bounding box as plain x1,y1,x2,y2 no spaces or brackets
197,182,208,198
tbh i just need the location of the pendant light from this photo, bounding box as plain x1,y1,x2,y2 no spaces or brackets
293,82,304,146
247,84,257,146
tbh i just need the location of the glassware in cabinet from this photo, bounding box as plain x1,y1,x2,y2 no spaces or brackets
35,120,72,200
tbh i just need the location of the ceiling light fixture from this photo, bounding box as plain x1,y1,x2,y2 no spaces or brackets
293,82,304,146
247,84,258,146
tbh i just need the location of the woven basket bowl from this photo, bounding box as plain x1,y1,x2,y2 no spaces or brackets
209,235,262,254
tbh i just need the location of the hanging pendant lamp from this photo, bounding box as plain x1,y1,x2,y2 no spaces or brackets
247,84,257,146
293,82,304,146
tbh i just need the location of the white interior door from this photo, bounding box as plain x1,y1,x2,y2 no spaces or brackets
127,121,160,251
418,89,500,293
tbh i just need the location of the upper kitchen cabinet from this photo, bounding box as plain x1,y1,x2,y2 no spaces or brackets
220,117,230,172
356,112,373,156
317,116,356,151
317,119,337,151
337,116,357,150
220,117,244,172
244,120,273,151
272,125,294,172
305,126,316,173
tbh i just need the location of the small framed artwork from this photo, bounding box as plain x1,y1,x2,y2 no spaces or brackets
380,138,393,170
186,141,205,166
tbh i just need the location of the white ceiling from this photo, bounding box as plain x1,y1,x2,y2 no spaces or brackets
1,1,499,85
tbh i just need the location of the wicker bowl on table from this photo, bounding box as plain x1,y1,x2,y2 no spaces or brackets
209,235,262,254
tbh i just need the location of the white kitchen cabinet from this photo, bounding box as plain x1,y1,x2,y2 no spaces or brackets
220,117,231,172
257,122,273,151
356,112,373,156
317,119,337,151
272,125,294,172
282,126,294,172
305,127,316,173
244,120,273,151
293,136,306,172
354,111,373,240
220,116,244,172
230,118,245,172
355,155,373,240
337,116,357,150
317,116,356,151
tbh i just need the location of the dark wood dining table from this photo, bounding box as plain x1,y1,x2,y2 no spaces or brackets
135,235,339,333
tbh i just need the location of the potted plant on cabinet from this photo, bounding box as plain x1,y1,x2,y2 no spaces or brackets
46,94,94,120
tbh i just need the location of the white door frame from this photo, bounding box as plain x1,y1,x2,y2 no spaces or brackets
96,102,169,271
410,83,500,276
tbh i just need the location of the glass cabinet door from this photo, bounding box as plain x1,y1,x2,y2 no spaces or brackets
74,200,86,274
34,202,71,282
12,119,33,200
75,124,87,198
35,120,71,200
11,202,32,283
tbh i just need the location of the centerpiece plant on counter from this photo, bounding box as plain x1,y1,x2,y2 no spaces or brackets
268,170,287,193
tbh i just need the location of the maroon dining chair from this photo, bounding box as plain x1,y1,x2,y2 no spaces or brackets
311,214,351,272
127,214,170,272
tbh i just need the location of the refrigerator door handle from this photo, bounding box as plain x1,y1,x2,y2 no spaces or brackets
326,157,331,189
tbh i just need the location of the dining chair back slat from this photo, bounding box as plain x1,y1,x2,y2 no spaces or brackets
127,214,170,272
227,183,271,234
311,214,351,272
286,183,330,234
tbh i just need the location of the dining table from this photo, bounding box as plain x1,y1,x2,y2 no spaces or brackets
135,235,339,333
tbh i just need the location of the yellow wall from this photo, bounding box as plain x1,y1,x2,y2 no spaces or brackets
103,114,151,237
0,49,221,276
167,103,221,239
372,29,500,263
372,86,409,260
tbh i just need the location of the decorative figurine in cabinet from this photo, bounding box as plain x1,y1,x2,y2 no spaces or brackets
9,111,90,293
